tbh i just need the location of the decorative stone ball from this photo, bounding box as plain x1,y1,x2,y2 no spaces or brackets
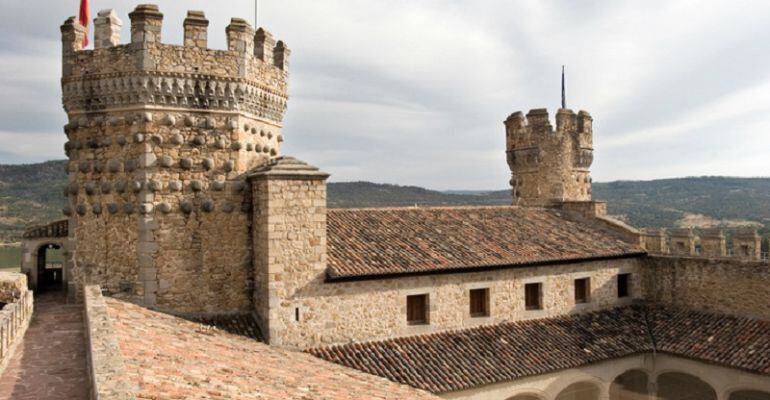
64,141,73,151
159,155,173,168
184,115,196,127
92,203,103,215
100,182,112,194
115,180,127,193
222,203,234,213
171,133,184,145
205,117,216,129
87,138,99,149
79,161,91,173
231,141,242,151
168,181,183,192
123,203,135,214
267,132,273,139
148,180,162,192
116,136,127,146
251,128,258,135
93,161,104,173
162,114,176,126
84,182,97,195
107,116,121,126
124,159,137,172
157,202,172,214
140,203,154,215
277,135,284,143
254,144,262,152
246,143,253,151
260,130,266,137
76,204,88,216
180,157,193,170
180,201,193,214
134,133,145,143
107,159,121,173
62,205,72,216
192,135,206,146
228,119,239,131
215,138,227,149
211,181,225,191
151,135,164,145
223,160,234,172
244,123,251,132
270,149,277,156
141,112,153,123
132,181,143,193
68,183,79,195
202,158,214,171
107,203,119,215
201,200,215,213
232,181,245,193
190,180,203,192
262,147,270,154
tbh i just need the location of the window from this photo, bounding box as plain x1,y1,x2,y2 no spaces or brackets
574,278,590,304
406,294,428,325
617,273,631,298
524,283,542,310
469,288,489,317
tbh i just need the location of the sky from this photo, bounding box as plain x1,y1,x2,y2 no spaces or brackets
1,1,769,190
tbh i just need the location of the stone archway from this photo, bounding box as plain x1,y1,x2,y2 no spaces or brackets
555,381,602,400
730,390,770,400
657,371,716,400
610,369,649,400
36,243,64,292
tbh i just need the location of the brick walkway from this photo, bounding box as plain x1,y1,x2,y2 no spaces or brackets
0,291,90,399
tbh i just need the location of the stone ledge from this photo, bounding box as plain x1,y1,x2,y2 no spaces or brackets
83,285,136,400
0,275,33,376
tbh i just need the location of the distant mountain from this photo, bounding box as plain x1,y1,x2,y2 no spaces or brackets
0,160,767,243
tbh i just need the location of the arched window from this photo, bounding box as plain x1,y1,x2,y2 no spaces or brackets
730,390,770,400
657,372,716,400
555,381,601,400
610,370,649,399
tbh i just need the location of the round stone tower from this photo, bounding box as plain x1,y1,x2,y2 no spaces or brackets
60,5,289,312
504,108,594,207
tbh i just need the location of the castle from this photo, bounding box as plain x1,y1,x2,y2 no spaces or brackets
7,5,770,400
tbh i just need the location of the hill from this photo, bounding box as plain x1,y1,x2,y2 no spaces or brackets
0,160,768,242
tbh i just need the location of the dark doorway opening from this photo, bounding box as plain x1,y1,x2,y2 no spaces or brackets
37,244,63,292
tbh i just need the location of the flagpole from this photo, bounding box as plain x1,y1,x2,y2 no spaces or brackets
561,65,566,109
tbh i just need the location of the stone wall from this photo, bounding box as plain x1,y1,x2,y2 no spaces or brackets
505,108,594,206
272,257,643,348
643,255,770,320
60,5,289,313
0,273,33,375
83,285,136,400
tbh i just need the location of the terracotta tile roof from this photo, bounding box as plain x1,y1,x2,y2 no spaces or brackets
308,305,770,393
106,298,441,400
326,206,643,280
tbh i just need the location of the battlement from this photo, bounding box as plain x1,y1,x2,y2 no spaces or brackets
61,5,289,123
642,227,768,261
505,108,594,206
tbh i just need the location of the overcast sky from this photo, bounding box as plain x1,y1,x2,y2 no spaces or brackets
1,1,769,189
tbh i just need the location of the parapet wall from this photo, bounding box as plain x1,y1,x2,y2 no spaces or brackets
0,273,33,375
643,255,770,320
641,227,767,261
505,108,594,206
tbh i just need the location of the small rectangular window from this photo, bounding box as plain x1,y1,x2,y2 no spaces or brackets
618,273,631,298
469,288,489,317
407,294,428,325
524,283,542,310
574,278,590,304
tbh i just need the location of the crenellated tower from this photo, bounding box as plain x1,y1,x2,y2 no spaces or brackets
504,108,594,207
59,5,290,313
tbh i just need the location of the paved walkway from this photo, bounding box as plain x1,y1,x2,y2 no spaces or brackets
0,291,90,399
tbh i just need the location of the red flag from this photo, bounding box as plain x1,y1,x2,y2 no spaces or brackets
78,0,89,47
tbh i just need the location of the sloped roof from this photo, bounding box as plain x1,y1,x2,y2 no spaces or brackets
106,298,440,400
308,305,770,393
326,206,644,280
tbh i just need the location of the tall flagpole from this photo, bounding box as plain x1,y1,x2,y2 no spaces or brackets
561,65,566,109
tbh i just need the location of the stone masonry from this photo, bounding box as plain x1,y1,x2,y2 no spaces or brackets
60,5,289,313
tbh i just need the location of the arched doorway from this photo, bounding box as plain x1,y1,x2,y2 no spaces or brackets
730,391,770,400
36,243,63,292
657,372,716,400
610,370,649,399
555,381,601,400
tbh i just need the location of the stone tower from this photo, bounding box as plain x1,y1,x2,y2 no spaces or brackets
504,108,594,207
60,5,289,313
